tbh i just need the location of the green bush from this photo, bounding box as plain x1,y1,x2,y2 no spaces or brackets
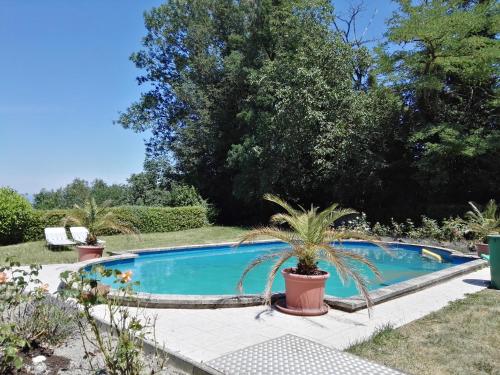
164,183,205,207
0,188,34,245
13,296,78,349
112,205,209,233
23,205,208,241
441,217,467,242
23,209,75,242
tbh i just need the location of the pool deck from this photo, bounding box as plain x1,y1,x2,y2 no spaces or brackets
37,263,491,373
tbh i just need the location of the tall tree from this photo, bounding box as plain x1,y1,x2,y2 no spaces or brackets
378,0,500,210
118,0,401,222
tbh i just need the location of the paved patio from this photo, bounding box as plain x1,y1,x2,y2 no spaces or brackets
38,263,490,369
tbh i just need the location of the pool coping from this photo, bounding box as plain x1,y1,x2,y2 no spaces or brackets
75,239,487,312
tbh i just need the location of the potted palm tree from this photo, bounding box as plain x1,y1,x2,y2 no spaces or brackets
465,200,500,257
63,198,139,262
237,194,384,316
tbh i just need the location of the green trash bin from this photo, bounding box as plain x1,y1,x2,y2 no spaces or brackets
487,235,500,289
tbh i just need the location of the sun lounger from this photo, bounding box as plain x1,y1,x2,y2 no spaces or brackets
70,226,105,245
44,227,76,247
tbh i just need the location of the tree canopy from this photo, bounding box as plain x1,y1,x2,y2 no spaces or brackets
379,0,499,207
33,172,205,210
118,0,499,223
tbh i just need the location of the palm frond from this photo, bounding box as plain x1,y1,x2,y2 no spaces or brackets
63,197,139,244
327,247,382,280
326,229,374,241
316,203,353,228
264,194,302,217
236,251,288,293
466,201,483,222
465,200,500,240
319,246,376,314
236,227,298,247
262,251,294,304
326,230,392,257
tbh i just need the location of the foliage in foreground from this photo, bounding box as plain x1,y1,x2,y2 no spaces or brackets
0,259,76,373
60,267,167,375
237,194,384,307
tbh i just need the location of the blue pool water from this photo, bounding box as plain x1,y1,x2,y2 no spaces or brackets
93,241,471,298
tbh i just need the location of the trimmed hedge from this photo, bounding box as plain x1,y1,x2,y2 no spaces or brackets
23,205,208,242
110,206,209,233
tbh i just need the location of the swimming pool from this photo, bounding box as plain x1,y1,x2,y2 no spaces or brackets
91,241,474,299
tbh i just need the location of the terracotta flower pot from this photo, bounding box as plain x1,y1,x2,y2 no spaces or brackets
77,245,105,262
476,242,489,257
275,267,330,316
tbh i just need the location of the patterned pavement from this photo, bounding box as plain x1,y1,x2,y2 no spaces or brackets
207,334,405,375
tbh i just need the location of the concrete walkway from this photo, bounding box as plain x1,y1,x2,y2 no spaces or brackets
36,263,490,365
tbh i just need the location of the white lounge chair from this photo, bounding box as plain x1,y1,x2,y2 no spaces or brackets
70,226,105,245
44,227,76,247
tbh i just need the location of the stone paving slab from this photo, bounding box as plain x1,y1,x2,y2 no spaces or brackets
207,334,405,375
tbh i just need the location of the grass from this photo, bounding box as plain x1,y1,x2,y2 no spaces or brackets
0,226,250,265
348,289,500,375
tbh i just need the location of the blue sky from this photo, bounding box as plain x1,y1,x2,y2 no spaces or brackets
0,0,396,195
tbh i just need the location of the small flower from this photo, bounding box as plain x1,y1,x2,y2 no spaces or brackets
38,283,50,293
0,272,8,284
120,270,133,283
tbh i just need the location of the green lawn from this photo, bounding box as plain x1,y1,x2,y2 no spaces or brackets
0,226,250,265
348,289,500,375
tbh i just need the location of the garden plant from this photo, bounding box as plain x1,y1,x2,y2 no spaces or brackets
237,194,387,314
59,266,167,375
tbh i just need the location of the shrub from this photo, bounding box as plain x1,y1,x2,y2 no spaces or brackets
164,183,204,206
118,205,209,233
0,260,78,372
340,212,371,233
0,323,26,373
389,218,413,238
23,209,71,242
12,296,78,349
0,188,34,245
406,216,443,240
24,205,208,241
0,260,44,371
371,222,390,237
60,267,167,374
441,217,467,242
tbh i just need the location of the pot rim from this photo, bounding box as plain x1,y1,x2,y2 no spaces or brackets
77,245,105,250
281,267,330,280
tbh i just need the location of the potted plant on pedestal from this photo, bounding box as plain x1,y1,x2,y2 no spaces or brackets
63,198,139,262
465,200,500,257
237,194,384,316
